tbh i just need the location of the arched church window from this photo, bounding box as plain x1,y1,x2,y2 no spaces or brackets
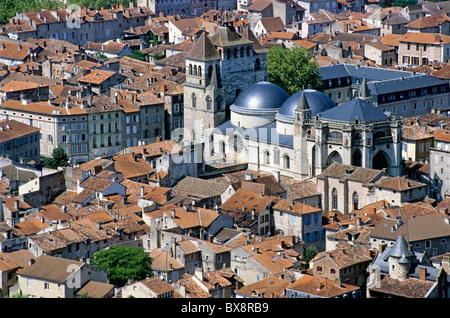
332,188,338,210
226,49,231,59
206,96,212,110
246,47,251,56
189,64,192,75
193,65,197,76
273,147,280,165
198,66,202,77
263,150,270,164
283,154,290,169
220,141,225,154
233,48,238,58
240,47,244,57
352,191,359,211
191,93,197,108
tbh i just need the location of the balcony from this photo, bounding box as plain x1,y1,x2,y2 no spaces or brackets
374,136,393,145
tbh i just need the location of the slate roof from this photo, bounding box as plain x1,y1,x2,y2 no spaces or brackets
367,74,447,96
318,97,389,123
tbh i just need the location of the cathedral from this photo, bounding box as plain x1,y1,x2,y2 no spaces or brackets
182,19,402,181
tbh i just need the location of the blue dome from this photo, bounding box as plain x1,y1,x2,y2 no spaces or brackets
233,81,290,110
277,89,336,120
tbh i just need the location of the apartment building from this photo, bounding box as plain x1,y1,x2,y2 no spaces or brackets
398,32,450,67
0,98,89,164
0,120,40,165
10,5,153,46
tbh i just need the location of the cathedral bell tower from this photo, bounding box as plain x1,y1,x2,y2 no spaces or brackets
293,91,313,179
183,31,226,146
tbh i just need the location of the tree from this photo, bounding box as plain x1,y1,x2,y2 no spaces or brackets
43,146,69,169
303,245,319,268
267,45,323,95
90,246,153,286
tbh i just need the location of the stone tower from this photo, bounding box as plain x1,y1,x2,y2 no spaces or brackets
388,234,414,281
293,90,313,179
183,31,226,145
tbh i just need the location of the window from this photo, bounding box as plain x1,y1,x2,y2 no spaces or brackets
332,188,338,210
273,147,280,165
283,155,290,169
263,150,270,164
191,93,196,108
44,282,49,290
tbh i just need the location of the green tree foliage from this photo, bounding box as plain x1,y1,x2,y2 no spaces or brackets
90,246,153,287
303,245,319,267
43,146,69,169
125,50,147,61
267,45,323,95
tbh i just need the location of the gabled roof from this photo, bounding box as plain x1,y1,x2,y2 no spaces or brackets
18,255,83,283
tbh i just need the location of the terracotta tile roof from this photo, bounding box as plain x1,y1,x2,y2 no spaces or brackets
149,248,184,271
112,153,154,179
177,239,202,254
80,176,115,192
175,274,212,298
135,276,175,295
0,41,38,61
120,179,170,205
368,276,435,298
39,204,71,223
237,276,289,298
173,176,230,198
78,69,116,85
405,13,450,29
14,218,48,236
2,197,32,212
402,124,433,140
399,32,450,45
84,211,115,225
0,252,20,271
0,80,42,92
317,162,386,185
259,17,285,33
288,274,360,297
248,0,272,12
311,244,373,268
1,20,36,33
0,99,87,116
293,39,319,50
76,280,114,298
221,188,273,214
370,212,450,242
83,41,128,54
365,41,394,51
273,198,322,215
18,255,83,283
374,176,426,191
381,201,436,220
0,120,40,143
70,217,112,242
286,180,319,201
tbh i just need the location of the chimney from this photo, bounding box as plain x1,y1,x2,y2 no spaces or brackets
419,267,427,281
14,199,20,210
379,243,387,253
171,208,176,218
194,267,204,282
335,277,342,288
